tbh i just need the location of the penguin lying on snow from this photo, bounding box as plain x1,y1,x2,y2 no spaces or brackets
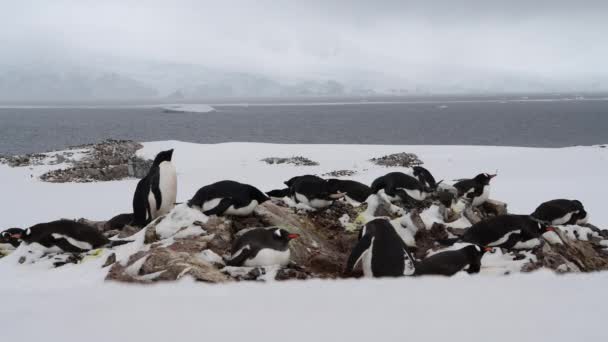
345,219,415,278
414,245,489,276
132,149,177,227
371,172,430,204
452,173,496,206
531,199,588,225
226,227,300,267
0,220,132,253
446,214,553,249
188,180,269,216
267,175,344,209
325,179,372,204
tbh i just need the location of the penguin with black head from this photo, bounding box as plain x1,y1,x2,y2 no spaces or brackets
414,245,489,276
371,172,430,205
532,199,589,225
345,218,416,278
448,214,554,249
453,172,496,206
0,220,132,253
188,180,269,216
412,166,438,191
283,175,344,209
325,178,372,204
132,149,177,227
225,227,299,267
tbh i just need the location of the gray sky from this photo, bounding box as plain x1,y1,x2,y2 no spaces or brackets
2,0,607,84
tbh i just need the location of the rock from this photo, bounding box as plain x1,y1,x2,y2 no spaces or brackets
321,170,357,177
103,253,117,267
35,140,150,183
369,152,423,167
260,156,319,166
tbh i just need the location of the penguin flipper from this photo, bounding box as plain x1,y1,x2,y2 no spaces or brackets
150,170,163,211
345,234,373,274
203,198,234,216
132,177,151,227
225,245,253,267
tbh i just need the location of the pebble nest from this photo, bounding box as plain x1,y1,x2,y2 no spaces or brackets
260,156,319,166
369,152,423,167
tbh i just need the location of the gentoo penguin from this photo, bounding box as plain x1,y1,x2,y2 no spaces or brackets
412,166,438,190
531,199,589,225
188,180,269,216
105,213,134,230
225,227,299,267
457,214,552,249
326,179,372,204
370,172,429,204
287,175,344,209
453,173,496,206
0,228,25,248
0,220,132,253
345,219,416,278
132,149,177,227
414,245,488,276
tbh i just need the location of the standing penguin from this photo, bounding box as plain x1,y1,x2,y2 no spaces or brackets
345,219,416,278
326,179,372,204
457,214,551,249
531,199,588,225
132,149,177,227
452,173,496,206
371,172,429,204
225,227,299,267
414,245,488,276
412,166,438,191
0,220,131,253
188,180,269,216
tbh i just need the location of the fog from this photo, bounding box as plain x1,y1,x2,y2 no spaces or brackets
1,0,607,99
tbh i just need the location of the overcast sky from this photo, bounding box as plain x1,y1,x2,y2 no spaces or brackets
2,0,607,83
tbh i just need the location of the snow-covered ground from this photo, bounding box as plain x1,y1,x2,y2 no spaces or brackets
1,141,607,341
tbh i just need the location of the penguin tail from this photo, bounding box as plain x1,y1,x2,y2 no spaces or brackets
107,240,133,248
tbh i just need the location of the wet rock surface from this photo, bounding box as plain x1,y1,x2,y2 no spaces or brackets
369,152,423,167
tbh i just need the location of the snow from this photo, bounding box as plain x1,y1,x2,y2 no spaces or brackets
160,103,215,113
1,141,608,341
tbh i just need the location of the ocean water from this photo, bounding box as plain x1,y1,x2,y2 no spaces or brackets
1,96,607,155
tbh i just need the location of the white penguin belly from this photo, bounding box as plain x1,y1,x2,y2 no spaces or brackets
225,200,258,216
472,185,490,206
362,238,374,277
551,212,573,225
398,188,427,201
202,198,224,212
487,230,521,247
157,162,177,217
295,193,332,209
244,248,291,267
147,191,157,219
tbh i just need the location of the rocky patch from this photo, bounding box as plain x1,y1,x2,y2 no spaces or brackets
260,156,319,166
369,152,423,167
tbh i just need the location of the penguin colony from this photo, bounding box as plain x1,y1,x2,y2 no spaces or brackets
0,148,593,279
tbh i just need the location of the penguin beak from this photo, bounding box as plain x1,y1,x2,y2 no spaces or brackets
546,226,556,232
287,233,300,240
489,174,497,179
484,247,493,252
10,234,22,239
